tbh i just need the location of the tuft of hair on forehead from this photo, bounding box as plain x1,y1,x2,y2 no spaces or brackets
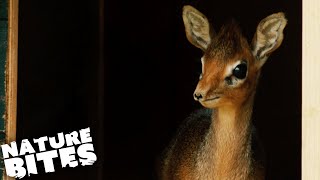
205,19,246,60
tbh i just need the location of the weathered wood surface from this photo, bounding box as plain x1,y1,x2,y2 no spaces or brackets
0,0,17,179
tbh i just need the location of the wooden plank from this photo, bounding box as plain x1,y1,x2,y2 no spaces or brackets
5,0,18,143
302,0,320,179
3,0,18,179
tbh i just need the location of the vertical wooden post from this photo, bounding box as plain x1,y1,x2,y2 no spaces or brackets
3,0,18,179
6,0,18,143
302,0,320,179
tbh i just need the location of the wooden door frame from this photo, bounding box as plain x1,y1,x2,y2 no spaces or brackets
4,0,18,179
6,0,17,144
302,0,320,179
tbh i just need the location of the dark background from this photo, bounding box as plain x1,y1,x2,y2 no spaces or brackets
17,0,301,179
17,0,103,179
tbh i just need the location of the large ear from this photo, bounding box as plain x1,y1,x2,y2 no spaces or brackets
182,5,213,51
252,12,287,68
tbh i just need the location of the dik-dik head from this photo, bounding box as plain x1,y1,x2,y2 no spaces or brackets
182,5,287,108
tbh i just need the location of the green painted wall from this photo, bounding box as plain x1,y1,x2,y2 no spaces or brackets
0,0,8,178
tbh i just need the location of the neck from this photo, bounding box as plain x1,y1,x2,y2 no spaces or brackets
211,96,255,179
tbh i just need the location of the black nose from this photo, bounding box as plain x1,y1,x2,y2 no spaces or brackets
194,93,203,100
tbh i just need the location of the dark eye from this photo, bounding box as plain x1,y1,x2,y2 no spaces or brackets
233,63,247,79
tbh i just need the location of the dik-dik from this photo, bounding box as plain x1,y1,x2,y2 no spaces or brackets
161,5,287,180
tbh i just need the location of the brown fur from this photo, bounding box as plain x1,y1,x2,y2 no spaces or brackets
160,6,286,180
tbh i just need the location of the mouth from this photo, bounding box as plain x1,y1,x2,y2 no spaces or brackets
203,96,220,102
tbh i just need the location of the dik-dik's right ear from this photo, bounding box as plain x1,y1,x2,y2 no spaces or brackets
252,12,287,68
182,5,214,51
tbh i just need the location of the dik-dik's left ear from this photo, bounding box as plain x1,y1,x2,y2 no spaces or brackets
182,5,214,51
252,12,287,68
